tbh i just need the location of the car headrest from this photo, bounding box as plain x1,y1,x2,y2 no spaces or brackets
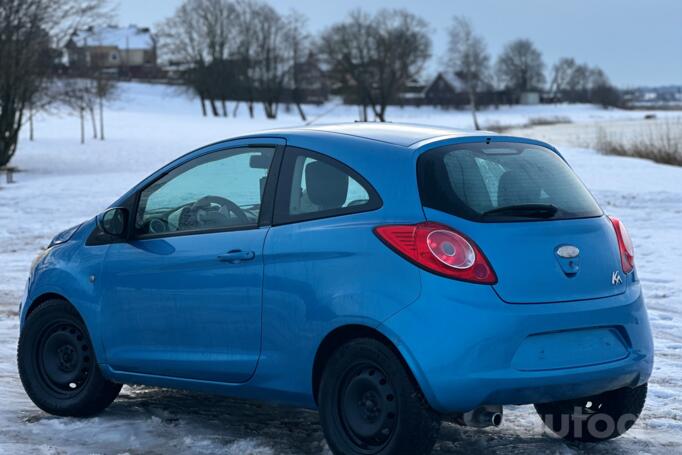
305,160,349,210
497,170,541,207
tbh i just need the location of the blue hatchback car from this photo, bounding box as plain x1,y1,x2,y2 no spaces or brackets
19,123,653,454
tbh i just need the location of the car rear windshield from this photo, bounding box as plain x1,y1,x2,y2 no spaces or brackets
417,142,603,222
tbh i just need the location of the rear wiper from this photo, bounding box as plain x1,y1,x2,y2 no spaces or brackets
482,203,559,219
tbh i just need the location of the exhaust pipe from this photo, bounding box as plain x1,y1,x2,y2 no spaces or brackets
452,405,503,428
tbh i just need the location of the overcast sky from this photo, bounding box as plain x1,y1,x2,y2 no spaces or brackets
117,0,681,87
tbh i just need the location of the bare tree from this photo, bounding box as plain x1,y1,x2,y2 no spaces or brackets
159,0,313,121
250,3,289,119
233,0,260,118
445,16,490,129
157,0,233,117
93,71,118,140
548,58,620,106
566,63,590,100
549,57,577,101
198,0,237,116
320,9,431,122
54,78,97,144
285,10,311,121
0,0,112,166
495,38,545,99
587,67,621,107
162,0,297,119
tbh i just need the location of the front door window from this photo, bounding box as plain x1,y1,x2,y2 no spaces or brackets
135,147,275,236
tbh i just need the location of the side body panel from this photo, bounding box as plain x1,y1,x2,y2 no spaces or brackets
250,135,426,406
99,227,268,383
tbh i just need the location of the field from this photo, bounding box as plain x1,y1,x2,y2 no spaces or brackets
1,83,681,454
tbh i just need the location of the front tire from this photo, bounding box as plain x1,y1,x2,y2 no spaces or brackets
318,338,440,455
18,300,122,417
535,383,647,442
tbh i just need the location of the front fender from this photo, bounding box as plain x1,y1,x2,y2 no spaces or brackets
21,233,109,366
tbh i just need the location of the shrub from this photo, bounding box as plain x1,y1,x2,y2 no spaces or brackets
527,116,572,126
594,119,682,166
482,115,571,133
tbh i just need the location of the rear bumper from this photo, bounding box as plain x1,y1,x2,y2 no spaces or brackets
380,274,654,414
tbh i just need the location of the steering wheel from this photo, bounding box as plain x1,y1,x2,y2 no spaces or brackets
189,195,250,227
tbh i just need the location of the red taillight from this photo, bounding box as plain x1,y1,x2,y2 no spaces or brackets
608,216,635,273
374,222,497,284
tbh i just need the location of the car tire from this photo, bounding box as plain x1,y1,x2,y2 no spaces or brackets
318,338,440,455
18,299,122,417
534,383,647,442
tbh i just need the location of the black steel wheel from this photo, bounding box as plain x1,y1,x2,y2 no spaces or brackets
18,299,121,417
338,362,398,452
36,319,93,396
319,338,440,455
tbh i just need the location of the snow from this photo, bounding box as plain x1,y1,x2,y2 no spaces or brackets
1,82,681,453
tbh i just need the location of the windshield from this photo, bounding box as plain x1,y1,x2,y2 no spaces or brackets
417,142,602,222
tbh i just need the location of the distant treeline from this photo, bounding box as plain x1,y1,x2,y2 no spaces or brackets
0,0,623,168
155,0,622,125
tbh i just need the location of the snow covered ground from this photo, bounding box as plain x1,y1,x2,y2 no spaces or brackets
1,83,681,454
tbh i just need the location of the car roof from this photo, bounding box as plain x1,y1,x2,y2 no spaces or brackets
241,122,498,148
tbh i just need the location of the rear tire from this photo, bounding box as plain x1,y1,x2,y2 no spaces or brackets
318,338,440,455
18,300,122,417
534,383,647,442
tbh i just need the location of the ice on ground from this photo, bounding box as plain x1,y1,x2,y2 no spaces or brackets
0,82,681,454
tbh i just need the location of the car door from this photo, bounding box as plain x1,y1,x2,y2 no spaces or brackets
99,142,282,383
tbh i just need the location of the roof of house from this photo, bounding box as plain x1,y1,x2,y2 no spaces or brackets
248,122,497,148
424,72,466,94
70,25,154,50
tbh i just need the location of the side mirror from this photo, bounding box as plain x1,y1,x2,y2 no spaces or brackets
97,207,129,238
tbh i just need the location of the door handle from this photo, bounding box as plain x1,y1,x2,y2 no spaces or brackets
217,249,256,263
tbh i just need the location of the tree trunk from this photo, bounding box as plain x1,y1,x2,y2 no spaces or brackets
0,103,23,166
200,95,207,116
263,102,276,119
248,100,254,118
221,99,228,117
29,104,34,141
90,107,98,139
209,98,219,117
295,102,307,121
232,101,240,117
80,107,85,144
469,90,480,130
359,104,368,122
99,96,105,141
373,104,386,122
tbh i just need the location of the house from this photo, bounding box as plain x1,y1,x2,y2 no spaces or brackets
519,90,541,105
65,25,158,78
423,72,468,107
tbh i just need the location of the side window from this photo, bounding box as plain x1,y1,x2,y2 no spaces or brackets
275,148,381,224
136,147,274,236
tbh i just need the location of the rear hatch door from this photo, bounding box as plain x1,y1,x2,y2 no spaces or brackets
417,140,626,303
424,209,626,303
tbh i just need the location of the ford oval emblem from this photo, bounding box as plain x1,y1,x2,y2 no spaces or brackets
556,245,580,259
